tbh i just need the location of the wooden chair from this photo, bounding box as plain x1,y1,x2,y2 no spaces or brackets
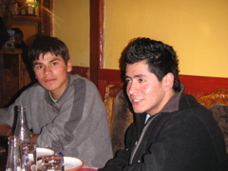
104,84,133,153
104,84,123,134
197,88,228,153
197,88,228,108
104,84,228,154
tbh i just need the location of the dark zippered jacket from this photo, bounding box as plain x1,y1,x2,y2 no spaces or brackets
99,89,228,171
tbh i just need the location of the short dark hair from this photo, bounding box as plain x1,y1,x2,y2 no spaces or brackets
121,37,181,92
28,35,70,67
12,27,24,37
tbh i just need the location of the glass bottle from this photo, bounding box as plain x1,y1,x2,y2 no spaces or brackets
6,136,22,171
14,105,31,144
9,1,19,16
20,4,27,16
34,0,40,17
27,3,34,16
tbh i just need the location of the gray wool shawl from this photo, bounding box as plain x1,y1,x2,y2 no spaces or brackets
0,74,113,168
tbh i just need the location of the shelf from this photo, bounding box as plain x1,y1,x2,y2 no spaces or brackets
0,48,23,55
13,15,42,22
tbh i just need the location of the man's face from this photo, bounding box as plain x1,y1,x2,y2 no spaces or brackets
125,61,172,116
33,52,72,99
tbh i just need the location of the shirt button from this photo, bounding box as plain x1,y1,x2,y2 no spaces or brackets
138,160,141,163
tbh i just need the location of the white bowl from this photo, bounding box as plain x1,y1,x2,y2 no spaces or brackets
36,156,84,171
36,147,55,159
63,156,84,171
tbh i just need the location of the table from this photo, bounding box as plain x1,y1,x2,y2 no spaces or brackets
0,140,98,171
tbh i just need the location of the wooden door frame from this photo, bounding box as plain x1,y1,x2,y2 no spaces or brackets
49,0,116,94
46,0,104,86
42,0,53,36
90,0,104,87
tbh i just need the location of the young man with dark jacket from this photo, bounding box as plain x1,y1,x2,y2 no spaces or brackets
99,37,228,171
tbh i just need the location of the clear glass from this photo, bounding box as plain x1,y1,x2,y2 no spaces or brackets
14,105,31,144
42,155,64,171
6,136,22,171
21,143,37,171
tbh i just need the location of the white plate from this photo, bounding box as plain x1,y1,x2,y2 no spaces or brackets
36,147,55,159
36,156,84,171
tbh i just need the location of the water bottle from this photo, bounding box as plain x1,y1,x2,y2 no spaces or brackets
14,105,31,144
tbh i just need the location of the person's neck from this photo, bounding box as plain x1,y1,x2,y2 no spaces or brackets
49,74,70,102
49,89,64,102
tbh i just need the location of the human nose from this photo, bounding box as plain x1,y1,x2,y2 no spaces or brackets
44,66,52,75
127,81,138,95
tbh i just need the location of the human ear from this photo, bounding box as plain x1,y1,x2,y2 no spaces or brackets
67,59,73,72
163,73,174,91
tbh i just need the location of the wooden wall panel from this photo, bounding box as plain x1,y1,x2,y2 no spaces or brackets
98,69,228,100
70,67,228,100
71,66,90,79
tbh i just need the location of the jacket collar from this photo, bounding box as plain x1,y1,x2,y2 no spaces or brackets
134,84,185,128
160,84,184,113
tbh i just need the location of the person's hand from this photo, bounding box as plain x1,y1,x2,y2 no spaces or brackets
0,124,13,136
30,133,39,144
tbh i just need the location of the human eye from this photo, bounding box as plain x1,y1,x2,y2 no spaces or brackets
138,77,145,83
34,64,43,70
125,78,131,84
51,61,59,66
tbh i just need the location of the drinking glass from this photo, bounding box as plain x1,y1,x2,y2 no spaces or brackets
42,155,64,171
21,143,37,171
6,136,22,171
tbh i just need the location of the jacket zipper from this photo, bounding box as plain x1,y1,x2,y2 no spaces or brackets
129,113,160,165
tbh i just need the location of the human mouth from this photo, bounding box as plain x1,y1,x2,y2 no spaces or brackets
131,99,142,104
44,78,56,83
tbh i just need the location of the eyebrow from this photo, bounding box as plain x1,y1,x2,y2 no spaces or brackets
125,74,146,79
33,58,60,66
33,62,42,67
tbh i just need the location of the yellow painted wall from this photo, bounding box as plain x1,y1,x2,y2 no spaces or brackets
53,0,228,78
53,0,89,67
104,0,228,78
